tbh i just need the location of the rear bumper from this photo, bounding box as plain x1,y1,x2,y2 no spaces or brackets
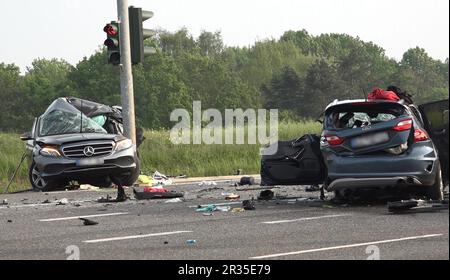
34,146,137,181
323,143,439,190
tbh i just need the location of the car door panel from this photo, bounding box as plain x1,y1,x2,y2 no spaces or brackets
419,99,449,182
260,134,326,185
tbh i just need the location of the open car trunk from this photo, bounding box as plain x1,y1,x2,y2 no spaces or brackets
322,101,414,156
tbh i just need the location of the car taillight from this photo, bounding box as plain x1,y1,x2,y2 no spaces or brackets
393,118,413,131
325,135,344,146
414,129,429,142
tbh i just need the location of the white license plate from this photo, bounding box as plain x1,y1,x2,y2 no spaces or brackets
351,132,390,148
76,158,104,166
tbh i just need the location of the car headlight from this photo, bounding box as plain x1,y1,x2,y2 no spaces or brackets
114,139,133,151
40,146,62,157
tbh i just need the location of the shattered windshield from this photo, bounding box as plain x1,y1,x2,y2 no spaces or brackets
38,99,107,136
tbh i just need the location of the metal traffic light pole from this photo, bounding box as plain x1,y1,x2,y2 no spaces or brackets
117,0,136,145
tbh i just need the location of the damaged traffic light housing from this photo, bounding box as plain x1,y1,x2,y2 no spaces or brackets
104,21,120,65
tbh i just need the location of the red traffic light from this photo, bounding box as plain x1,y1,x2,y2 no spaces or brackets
103,24,118,36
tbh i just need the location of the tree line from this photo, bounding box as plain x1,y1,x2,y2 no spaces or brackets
0,28,448,132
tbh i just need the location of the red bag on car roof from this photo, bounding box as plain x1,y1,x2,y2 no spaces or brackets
368,88,400,101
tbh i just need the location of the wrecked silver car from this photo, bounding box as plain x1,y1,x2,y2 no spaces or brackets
20,97,141,191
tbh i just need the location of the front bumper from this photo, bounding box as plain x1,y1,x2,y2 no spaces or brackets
34,146,137,181
323,142,439,190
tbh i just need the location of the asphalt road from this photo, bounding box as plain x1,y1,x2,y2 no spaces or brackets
0,181,448,260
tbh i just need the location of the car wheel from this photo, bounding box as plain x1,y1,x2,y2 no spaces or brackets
425,163,444,201
29,162,65,191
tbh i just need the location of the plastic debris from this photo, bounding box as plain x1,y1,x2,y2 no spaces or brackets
231,207,245,213
216,206,231,212
196,204,217,212
186,239,197,245
239,176,255,186
56,198,69,205
388,199,449,213
134,188,183,200
7,220,12,223
258,190,275,200
242,200,255,210
137,174,153,185
165,198,183,203
195,204,230,212
79,218,98,226
79,184,100,191
198,181,217,186
1,199,7,205
225,194,240,200
202,212,214,216
153,171,173,186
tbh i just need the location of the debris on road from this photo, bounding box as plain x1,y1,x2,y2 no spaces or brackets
224,193,240,200
198,181,218,186
195,204,230,212
56,198,69,205
231,207,245,213
7,219,12,223
202,212,214,216
79,218,99,226
1,199,7,205
239,176,255,186
79,184,100,191
258,190,275,200
152,171,173,186
235,186,279,191
98,185,128,203
196,205,217,212
165,198,183,203
186,239,197,245
242,199,255,210
133,188,183,200
388,199,449,214
137,174,153,186
216,206,231,212
305,185,320,192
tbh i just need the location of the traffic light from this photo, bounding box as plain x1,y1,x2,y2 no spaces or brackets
103,21,120,65
129,6,157,65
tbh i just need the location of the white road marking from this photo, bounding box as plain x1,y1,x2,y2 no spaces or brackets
39,212,129,222
250,234,444,259
83,230,193,243
261,214,351,224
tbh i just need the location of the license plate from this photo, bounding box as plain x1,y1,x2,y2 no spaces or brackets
351,132,390,148
76,158,104,166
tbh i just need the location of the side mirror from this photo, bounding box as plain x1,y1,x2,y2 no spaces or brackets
20,132,33,141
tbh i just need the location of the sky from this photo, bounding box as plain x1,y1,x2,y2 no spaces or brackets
0,0,449,73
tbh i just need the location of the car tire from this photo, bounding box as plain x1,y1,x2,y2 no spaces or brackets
29,161,66,192
425,163,444,201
